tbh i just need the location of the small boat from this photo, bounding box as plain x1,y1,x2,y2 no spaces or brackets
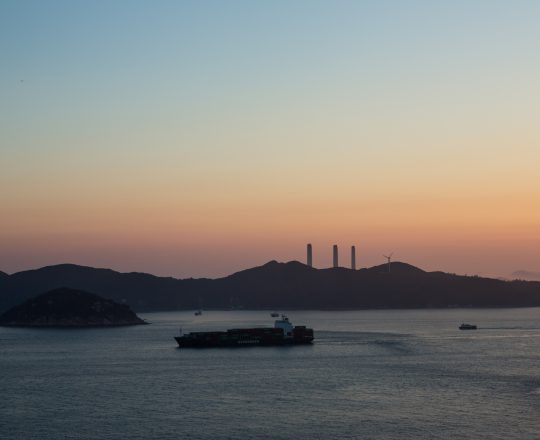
194,310,202,316
459,323,477,330
270,312,279,317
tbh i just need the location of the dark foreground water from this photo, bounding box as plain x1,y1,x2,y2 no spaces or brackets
2,309,540,439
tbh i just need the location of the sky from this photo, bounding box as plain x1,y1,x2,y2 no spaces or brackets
1,0,539,278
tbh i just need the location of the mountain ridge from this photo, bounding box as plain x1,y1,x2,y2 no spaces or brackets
1,261,540,312
512,270,540,281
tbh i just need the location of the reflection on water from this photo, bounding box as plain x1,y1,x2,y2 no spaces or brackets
2,308,540,439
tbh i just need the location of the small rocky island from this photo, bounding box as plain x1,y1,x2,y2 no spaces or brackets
0,287,147,327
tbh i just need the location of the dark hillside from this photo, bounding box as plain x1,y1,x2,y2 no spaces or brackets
0,287,146,327
1,261,540,312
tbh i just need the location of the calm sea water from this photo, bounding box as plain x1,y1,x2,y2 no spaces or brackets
2,308,540,439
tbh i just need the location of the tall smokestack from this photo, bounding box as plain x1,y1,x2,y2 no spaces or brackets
333,245,338,268
351,245,356,270
307,243,313,267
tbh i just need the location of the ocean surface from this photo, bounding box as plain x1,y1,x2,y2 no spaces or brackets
2,308,540,439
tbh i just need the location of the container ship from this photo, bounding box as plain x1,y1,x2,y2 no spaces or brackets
174,315,314,348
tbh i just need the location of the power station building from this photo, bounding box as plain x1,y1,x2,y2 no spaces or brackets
307,244,356,269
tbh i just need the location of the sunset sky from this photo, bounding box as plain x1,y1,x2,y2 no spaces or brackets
1,1,539,278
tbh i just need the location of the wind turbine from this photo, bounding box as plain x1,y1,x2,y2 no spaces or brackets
383,252,394,273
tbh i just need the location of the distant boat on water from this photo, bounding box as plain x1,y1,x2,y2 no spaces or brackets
270,312,279,317
459,323,477,330
194,297,203,316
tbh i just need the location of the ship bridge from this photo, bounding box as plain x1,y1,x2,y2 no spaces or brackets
274,315,294,338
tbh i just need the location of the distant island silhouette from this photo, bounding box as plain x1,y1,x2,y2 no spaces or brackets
0,287,147,327
1,261,540,313
511,270,540,282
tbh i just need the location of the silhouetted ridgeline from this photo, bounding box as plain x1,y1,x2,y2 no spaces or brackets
1,261,540,313
512,270,540,282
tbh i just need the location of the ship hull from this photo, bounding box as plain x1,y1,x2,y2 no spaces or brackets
174,337,313,348
175,326,314,348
